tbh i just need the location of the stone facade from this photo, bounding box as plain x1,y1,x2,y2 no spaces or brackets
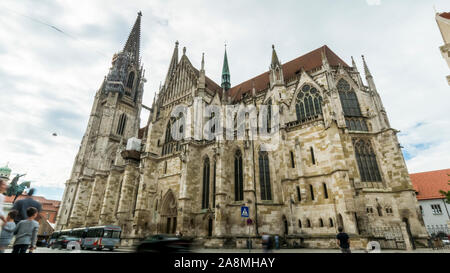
56,13,428,249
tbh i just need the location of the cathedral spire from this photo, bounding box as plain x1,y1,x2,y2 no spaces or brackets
269,44,284,88
221,45,231,92
164,41,179,87
351,56,357,70
123,11,142,64
362,55,377,91
271,44,281,68
362,55,372,78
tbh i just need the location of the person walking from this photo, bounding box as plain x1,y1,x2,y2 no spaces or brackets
12,188,42,224
336,226,351,253
0,210,18,253
261,232,270,253
0,180,7,224
12,207,40,254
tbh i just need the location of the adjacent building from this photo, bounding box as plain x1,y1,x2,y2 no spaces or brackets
4,195,61,223
435,11,450,85
411,168,450,236
56,12,428,249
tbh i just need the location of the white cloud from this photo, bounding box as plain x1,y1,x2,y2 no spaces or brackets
366,0,381,6
0,0,449,199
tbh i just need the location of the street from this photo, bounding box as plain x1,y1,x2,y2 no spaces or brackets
2,246,450,254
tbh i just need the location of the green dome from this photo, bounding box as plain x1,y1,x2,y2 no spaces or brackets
0,164,11,179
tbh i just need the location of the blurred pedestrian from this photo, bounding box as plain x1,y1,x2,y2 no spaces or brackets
12,207,39,254
336,226,351,253
0,180,7,224
12,188,42,224
261,232,270,253
0,210,18,253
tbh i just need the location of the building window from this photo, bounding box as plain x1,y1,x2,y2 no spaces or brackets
162,115,183,156
296,186,301,202
346,118,368,132
164,161,167,174
116,113,127,136
234,149,244,201
329,218,334,227
431,204,442,215
126,71,135,89
323,183,328,199
310,185,315,201
290,151,295,168
310,147,316,165
259,150,272,201
337,79,362,117
419,205,424,215
366,207,374,214
306,218,311,228
319,218,324,227
353,139,382,182
295,84,323,122
267,99,272,133
202,157,210,209
298,220,302,228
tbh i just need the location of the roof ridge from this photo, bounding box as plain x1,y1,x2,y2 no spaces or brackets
410,168,450,175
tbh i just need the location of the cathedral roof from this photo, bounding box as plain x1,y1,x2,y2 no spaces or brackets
439,12,450,20
229,45,349,101
410,168,450,200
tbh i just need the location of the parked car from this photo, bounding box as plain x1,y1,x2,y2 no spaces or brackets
50,236,81,250
135,234,193,253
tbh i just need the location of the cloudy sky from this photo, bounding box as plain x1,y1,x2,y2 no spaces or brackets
0,0,449,200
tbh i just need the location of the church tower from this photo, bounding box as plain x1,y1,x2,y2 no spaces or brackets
56,12,145,229
221,47,231,92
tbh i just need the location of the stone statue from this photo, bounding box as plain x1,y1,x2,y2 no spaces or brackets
5,173,31,203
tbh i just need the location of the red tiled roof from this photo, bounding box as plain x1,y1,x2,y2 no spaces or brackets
410,168,450,200
439,12,450,20
4,194,61,208
228,45,349,101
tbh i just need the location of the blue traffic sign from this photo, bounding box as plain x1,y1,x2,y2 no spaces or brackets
241,206,249,218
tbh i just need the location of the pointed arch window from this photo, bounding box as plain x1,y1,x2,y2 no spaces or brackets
353,139,382,182
310,184,315,201
116,113,127,136
337,79,362,117
202,157,210,209
162,114,183,156
295,84,323,122
126,71,135,89
234,149,244,201
323,183,329,199
259,150,272,201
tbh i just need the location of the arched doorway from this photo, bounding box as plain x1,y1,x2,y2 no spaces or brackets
160,190,177,234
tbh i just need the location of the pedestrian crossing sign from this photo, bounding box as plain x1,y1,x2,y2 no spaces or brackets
241,206,249,218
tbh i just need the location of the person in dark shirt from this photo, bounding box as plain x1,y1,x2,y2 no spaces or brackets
336,226,351,253
12,189,42,224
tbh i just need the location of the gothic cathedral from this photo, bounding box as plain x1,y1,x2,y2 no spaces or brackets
56,13,428,249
